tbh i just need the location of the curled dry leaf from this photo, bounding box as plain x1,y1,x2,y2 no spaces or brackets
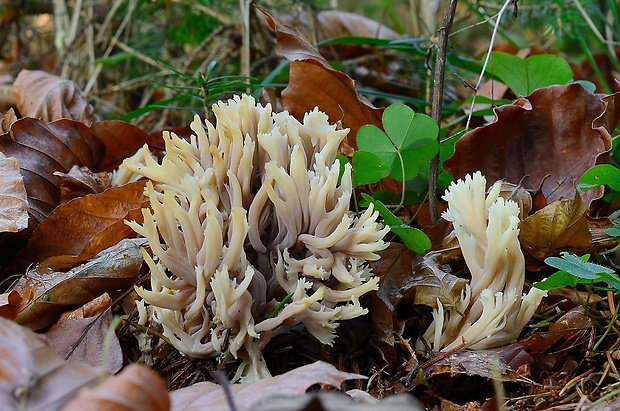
45,293,122,374
90,120,161,172
519,191,592,261
371,244,466,346
13,180,148,271
10,239,143,330
0,152,29,232
0,316,101,411
59,363,170,411
13,70,99,124
0,290,22,320
444,84,615,206
262,10,384,153
55,165,111,203
170,361,365,411
0,118,105,223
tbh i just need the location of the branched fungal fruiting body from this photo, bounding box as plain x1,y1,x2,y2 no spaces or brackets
419,172,546,353
123,95,389,382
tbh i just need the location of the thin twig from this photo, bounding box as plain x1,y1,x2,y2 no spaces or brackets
428,0,458,225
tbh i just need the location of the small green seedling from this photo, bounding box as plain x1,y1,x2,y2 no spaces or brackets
535,252,620,291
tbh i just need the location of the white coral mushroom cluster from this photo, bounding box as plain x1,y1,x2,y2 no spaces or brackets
420,172,546,352
123,95,389,382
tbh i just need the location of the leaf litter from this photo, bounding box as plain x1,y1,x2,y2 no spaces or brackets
2,8,620,411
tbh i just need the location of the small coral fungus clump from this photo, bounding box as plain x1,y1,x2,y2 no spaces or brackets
123,95,389,382
419,172,546,353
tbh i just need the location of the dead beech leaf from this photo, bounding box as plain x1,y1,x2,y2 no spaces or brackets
520,191,592,261
14,180,148,271
0,117,106,222
0,290,22,319
90,120,161,172
1,107,17,132
55,165,111,203
170,361,365,411
60,363,170,411
262,10,383,152
11,239,143,330
45,293,122,374
371,245,466,346
0,316,101,411
444,84,614,206
422,344,533,386
13,70,99,124
252,391,423,411
0,153,29,232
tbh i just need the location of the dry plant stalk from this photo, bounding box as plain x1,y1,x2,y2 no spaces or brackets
123,95,389,382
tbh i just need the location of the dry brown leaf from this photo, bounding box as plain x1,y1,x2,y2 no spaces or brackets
262,10,384,153
60,363,170,411
519,191,592,262
45,293,122,374
0,117,106,223
55,165,111,203
252,391,423,411
0,290,22,320
421,344,533,387
10,239,143,330
0,316,101,411
13,180,148,271
444,84,614,206
0,153,29,232
371,245,466,346
90,120,161,172
1,107,17,132
170,361,365,411
13,70,99,124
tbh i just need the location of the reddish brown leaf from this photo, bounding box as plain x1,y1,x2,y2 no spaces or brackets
262,10,384,152
0,153,29,232
0,290,22,319
0,316,101,410
55,165,111,203
90,120,161,172
45,293,122,374
13,70,99,124
10,239,143,330
15,180,148,270
519,191,592,261
170,361,364,411
0,118,106,222
60,364,170,411
444,84,615,206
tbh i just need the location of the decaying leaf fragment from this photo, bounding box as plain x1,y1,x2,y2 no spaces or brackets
10,238,142,330
519,191,592,261
263,10,384,153
0,117,105,223
0,152,29,232
13,70,100,124
0,316,101,411
444,84,615,206
45,293,122,374
169,361,364,411
13,180,148,271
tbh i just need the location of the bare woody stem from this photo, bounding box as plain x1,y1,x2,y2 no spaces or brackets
429,0,459,225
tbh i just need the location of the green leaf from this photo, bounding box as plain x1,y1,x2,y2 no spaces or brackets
352,151,388,186
578,164,620,192
360,193,431,254
356,104,439,182
534,271,582,290
544,252,614,280
486,52,574,96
